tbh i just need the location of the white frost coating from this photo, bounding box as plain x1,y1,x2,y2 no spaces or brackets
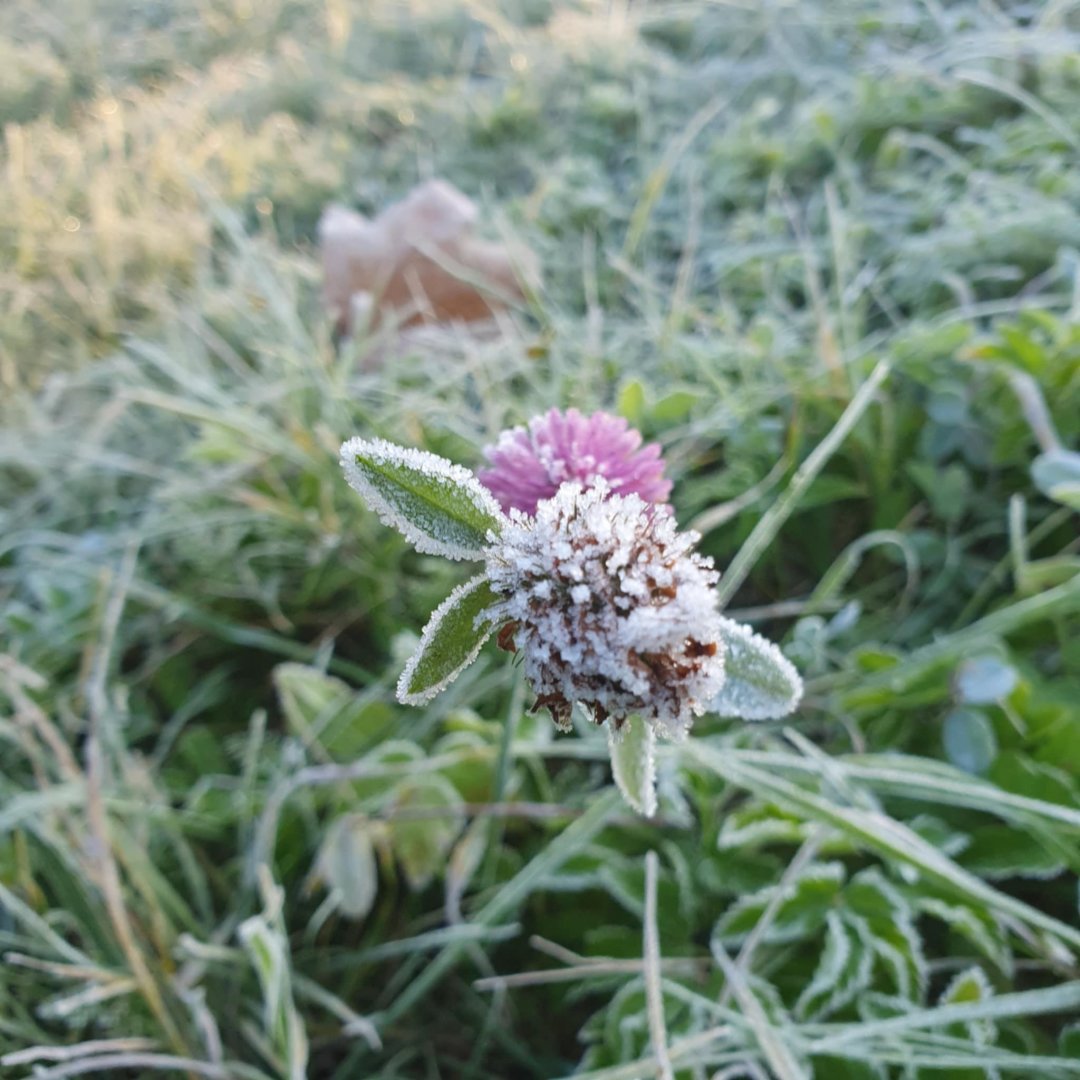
485,480,727,736
607,714,657,816
707,616,803,720
397,574,499,704
340,436,506,561
794,910,861,1019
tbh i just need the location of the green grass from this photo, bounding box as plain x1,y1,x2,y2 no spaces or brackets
2,0,1080,1076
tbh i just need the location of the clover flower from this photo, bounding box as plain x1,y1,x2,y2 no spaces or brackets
486,481,725,736
340,434,802,815
478,408,672,515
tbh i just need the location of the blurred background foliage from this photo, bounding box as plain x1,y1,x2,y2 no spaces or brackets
1,0,1079,1077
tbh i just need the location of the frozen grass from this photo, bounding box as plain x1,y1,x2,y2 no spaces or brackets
2,0,1080,1076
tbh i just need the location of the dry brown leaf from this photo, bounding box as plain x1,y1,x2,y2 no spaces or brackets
319,179,537,338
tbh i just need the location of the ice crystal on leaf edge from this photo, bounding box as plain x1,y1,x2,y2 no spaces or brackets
397,575,502,705
340,436,506,561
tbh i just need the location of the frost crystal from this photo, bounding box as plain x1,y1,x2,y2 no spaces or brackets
485,481,726,737
478,408,672,515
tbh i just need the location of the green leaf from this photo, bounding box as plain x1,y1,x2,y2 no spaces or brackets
617,379,646,425
651,389,696,423
340,436,505,560
960,825,1066,881
807,1058,885,1080
1060,1022,1080,1059
274,663,393,758
907,814,971,859
432,729,495,802
918,897,1012,977
1018,554,1080,591
275,663,350,738
176,726,228,775
846,869,926,1000
955,655,1019,704
938,966,997,1045
940,966,993,1006
388,774,466,891
796,910,874,1019
1032,449,1080,510
800,473,868,511
397,575,501,705
692,747,1080,953
709,616,803,720
238,883,309,1080
990,752,1079,811
607,713,657,816
381,792,623,1025
715,862,846,944
908,461,971,522
943,707,998,775
717,804,814,851
346,740,425,804
316,814,379,920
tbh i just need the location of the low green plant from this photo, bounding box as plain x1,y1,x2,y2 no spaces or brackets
1,0,1079,1077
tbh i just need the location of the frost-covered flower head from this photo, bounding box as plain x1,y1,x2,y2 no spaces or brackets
339,434,802,816
478,408,672,515
486,481,725,736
